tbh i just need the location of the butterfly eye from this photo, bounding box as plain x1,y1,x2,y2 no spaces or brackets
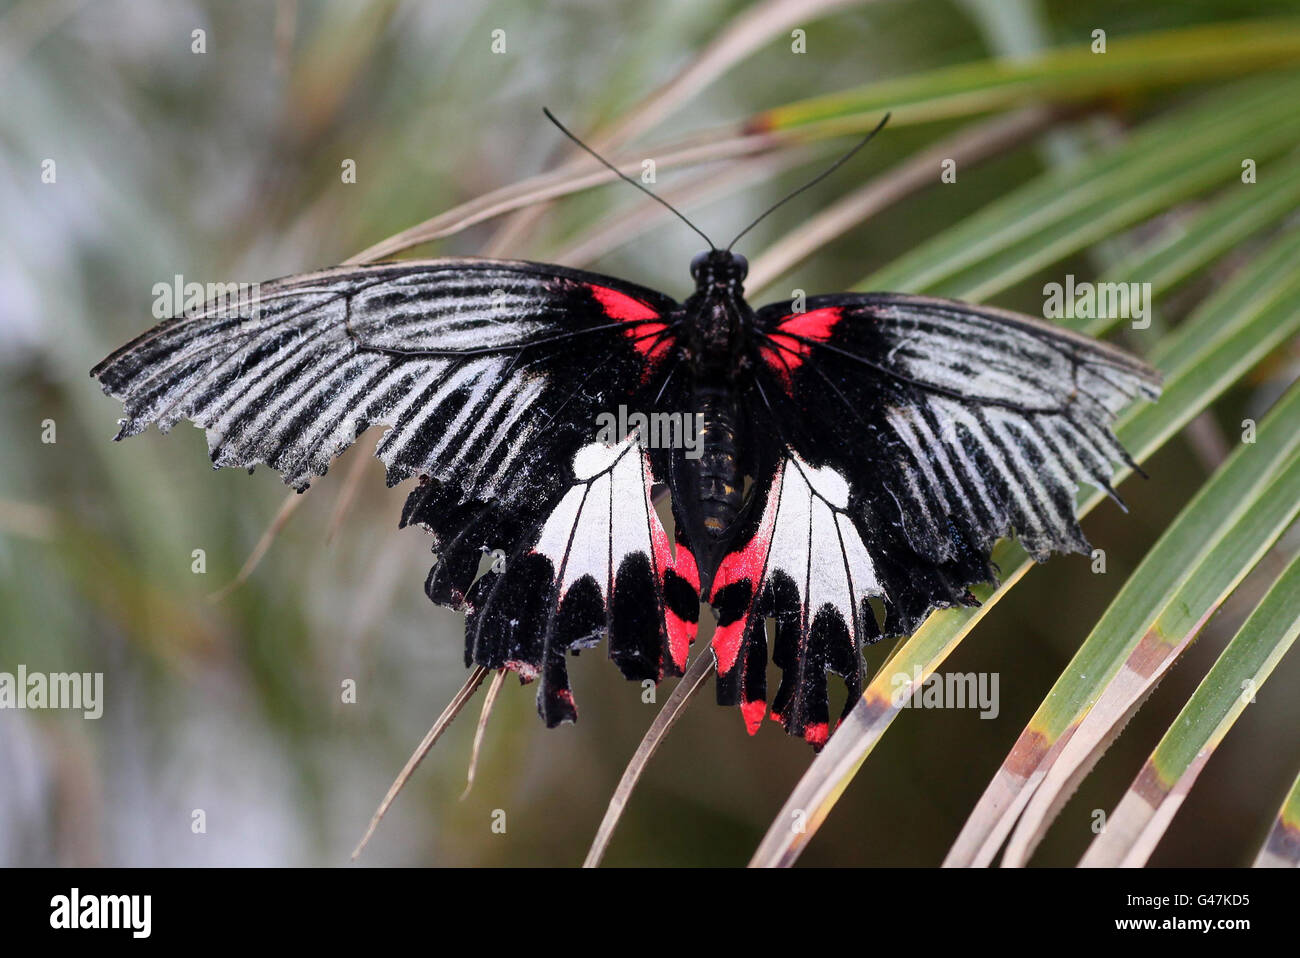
690,250,710,279
731,253,748,280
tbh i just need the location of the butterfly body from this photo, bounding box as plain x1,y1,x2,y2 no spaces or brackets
666,250,757,583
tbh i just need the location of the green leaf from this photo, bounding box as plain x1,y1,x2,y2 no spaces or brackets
860,75,1300,299
1080,550,1300,867
752,19,1300,134
1081,151,1300,336
1145,225,1300,371
1000,445,1300,866
1254,767,1300,867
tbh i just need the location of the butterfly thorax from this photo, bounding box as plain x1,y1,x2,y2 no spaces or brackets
682,249,752,376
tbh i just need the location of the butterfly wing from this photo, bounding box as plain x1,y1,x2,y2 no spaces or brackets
92,258,694,720
710,292,1161,745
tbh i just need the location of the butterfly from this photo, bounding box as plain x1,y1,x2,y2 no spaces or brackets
91,112,1160,748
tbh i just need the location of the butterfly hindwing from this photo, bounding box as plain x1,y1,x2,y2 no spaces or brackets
709,446,880,745
410,435,692,725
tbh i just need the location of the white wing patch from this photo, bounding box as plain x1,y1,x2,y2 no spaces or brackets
347,271,558,352
884,385,1127,560
869,298,1158,561
457,434,689,727
711,453,881,742
763,456,878,614
718,454,879,650
533,436,669,600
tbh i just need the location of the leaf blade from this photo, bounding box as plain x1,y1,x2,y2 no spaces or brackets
1080,551,1300,867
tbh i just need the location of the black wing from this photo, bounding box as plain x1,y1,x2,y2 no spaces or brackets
92,258,696,722
708,292,1161,746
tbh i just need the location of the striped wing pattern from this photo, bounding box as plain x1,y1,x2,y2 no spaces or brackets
92,259,690,723
92,260,674,499
712,293,1161,744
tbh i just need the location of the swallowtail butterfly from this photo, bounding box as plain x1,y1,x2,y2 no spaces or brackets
92,113,1160,748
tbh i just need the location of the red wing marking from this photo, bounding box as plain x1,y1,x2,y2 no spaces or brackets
663,537,699,670
664,611,692,671
760,306,842,387
741,699,767,735
769,709,826,747
590,284,671,363
590,284,658,323
802,721,829,747
644,466,695,672
708,464,784,675
671,538,700,592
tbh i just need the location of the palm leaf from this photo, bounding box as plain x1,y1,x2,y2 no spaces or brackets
752,18,1300,134
863,75,1300,298
998,431,1300,866
1080,551,1300,867
1254,768,1300,867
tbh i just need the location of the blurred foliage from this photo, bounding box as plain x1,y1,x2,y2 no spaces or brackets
0,0,1297,866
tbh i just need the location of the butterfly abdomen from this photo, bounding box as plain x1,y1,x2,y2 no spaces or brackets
695,388,743,539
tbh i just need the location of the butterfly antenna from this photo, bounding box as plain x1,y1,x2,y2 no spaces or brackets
725,111,891,251
543,107,717,250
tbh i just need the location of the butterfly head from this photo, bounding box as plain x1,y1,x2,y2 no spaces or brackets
690,249,748,294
